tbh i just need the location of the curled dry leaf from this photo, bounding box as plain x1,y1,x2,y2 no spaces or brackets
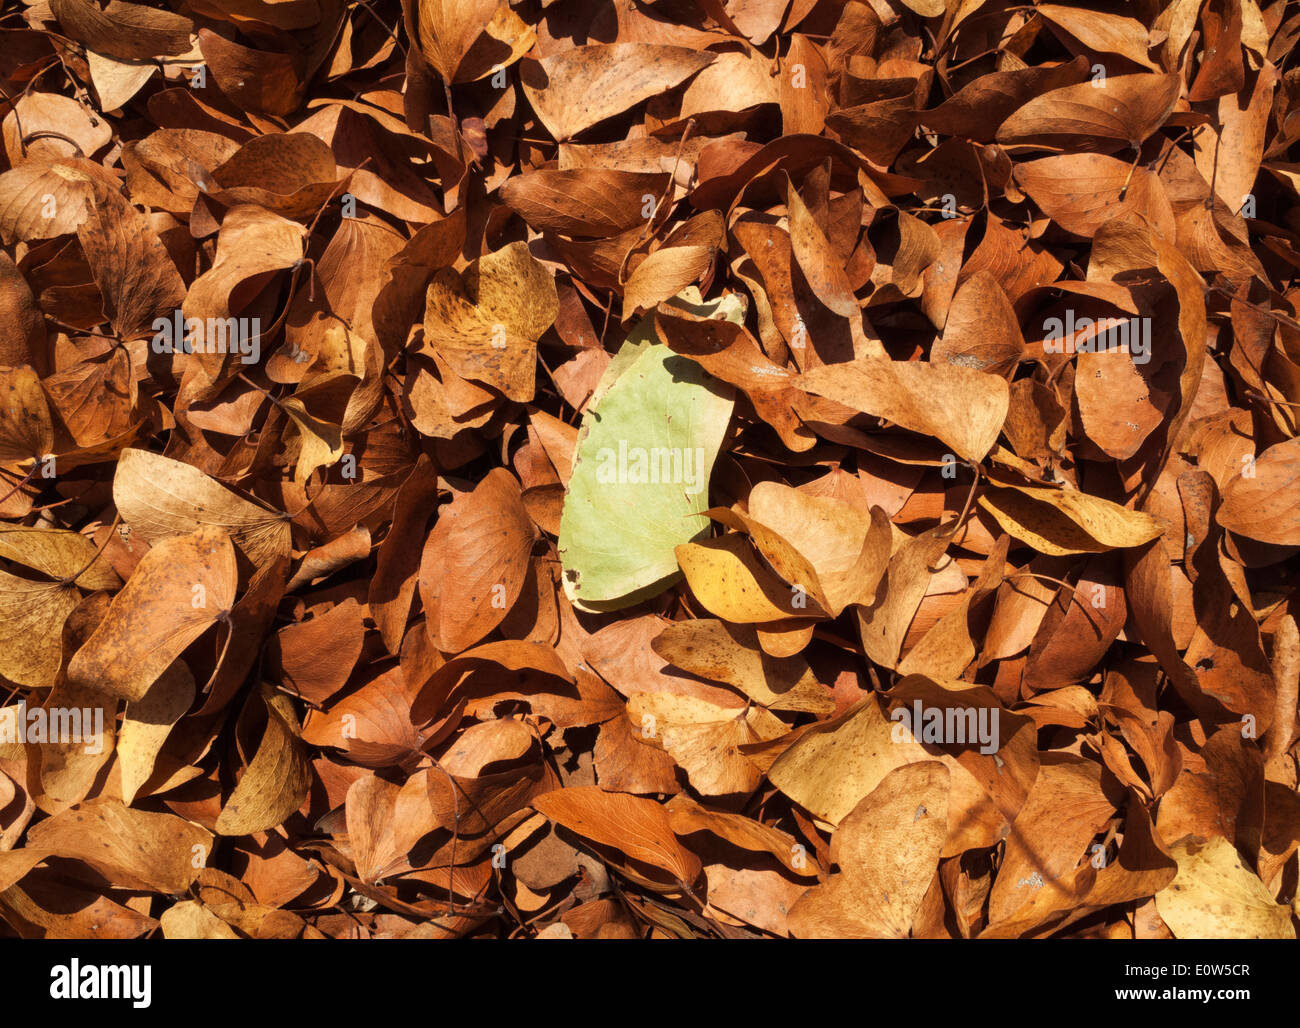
422,241,559,402
117,660,194,806
979,481,1163,555
419,467,534,652
417,0,534,84
1155,836,1295,939
66,526,237,702
532,785,703,892
788,762,949,938
1218,436,1300,545
112,449,291,568
521,44,715,141
996,73,1182,151
797,356,1010,463
216,686,313,836
627,690,785,795
22,798,212,894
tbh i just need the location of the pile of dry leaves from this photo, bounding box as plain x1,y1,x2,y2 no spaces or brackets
0,0,1298,940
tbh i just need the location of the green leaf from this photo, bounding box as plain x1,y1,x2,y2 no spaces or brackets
558,290,740,612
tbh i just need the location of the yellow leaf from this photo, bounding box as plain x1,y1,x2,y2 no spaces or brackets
1155,836,1295,939
979,481,1162,555
675,535,802,622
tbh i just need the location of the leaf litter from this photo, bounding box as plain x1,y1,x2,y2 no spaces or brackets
0,0,1297,941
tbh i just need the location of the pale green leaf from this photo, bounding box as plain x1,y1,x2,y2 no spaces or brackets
558,290,740,611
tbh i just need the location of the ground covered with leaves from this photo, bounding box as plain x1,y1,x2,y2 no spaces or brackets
0,0,1298,940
